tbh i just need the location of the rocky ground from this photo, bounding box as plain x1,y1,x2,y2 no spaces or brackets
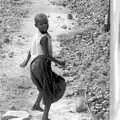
50,0,110,120
0,0,110,120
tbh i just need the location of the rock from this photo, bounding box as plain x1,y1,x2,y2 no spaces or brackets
9,105,16,110
88,96,97,102
18,35,22,38
0,55,6,58
67,13,73,20
0,20,2,23
13,0,20,1
1,111,31,120
56,16,61,18
77,113,94,120
0,42,3,48
62,3,66,7
75,96,88,113
30,91,33,95
3,28,7,32
103,112,109,120
8,52,14,58
4,37,10,44
18,85,31,89
63,71,70,77
95,103,102,109
61,25,67,29
76,34,82,39
17,41,25,45
47,15,50,18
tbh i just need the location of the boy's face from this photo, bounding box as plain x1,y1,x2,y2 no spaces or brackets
35,22,48,33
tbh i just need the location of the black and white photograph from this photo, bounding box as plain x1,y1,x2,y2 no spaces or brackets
0,0,111,120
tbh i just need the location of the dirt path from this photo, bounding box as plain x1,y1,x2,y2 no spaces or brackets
0,0,93,119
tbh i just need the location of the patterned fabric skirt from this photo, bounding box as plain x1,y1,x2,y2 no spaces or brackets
30,55,66,105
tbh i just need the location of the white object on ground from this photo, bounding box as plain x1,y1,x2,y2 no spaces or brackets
1,111,31,120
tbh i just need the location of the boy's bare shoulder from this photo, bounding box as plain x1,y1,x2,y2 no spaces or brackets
40,35,48,45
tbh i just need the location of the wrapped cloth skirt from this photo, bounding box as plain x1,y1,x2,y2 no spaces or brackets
30,55,66,105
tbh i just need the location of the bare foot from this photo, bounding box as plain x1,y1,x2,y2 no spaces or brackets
32,105,44,112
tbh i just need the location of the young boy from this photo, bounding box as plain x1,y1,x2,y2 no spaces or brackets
20,13,65,120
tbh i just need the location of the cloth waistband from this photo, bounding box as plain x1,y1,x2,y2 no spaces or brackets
31,55,52,65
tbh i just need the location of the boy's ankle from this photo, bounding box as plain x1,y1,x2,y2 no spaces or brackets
32,105,44,111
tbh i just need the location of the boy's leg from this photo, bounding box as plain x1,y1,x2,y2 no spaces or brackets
32,92,44,111
42,100,51,120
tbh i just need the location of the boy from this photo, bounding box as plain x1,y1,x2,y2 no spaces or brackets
20,13,65,120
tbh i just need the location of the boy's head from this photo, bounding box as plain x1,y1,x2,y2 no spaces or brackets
34,13,49,33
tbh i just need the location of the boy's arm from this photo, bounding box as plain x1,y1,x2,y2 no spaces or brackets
20,50,31,67
40,36,65,66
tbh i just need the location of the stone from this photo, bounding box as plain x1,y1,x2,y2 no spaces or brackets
4,37,10,44
0,55,6,58
67,13,73,20
78,113,94,120
3,28,7,32
2,111,31,120
9,105,16,110
63,71,70,77
61,25,67,29
8,52,14,58
0,20,2,23
57,16,61,18
76,34,82,39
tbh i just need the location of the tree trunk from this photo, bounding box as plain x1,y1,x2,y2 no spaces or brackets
104,0,110,32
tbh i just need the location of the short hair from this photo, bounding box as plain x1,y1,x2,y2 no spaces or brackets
34,13,48,24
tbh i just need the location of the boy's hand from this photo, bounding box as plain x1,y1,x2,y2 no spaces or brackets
20,61,27,68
